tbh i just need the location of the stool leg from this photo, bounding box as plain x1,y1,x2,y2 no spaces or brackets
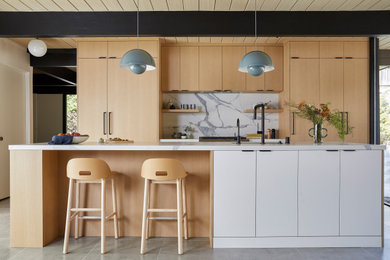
140,179,150,254
111,177,119,239
177,178,183,255
145,183,151,240
101,179,106,254
63,178,74,254
182,178,188,240
75,181,80,239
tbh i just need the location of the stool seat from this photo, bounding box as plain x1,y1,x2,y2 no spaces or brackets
63,158,119,254
140,158,188,255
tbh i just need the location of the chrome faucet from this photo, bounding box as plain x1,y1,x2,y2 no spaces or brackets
236,118,241,144
253,104,265,144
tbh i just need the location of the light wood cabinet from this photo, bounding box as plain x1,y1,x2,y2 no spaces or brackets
222,46,245,91
108,41,159,58
320,59,344,141
340,150,382,236
78,40,160,142
256,151,298,237
180,46,199,91
344,58,369,143
77,42,107,59
77,59,108,140
199,46,222,91
320,42,343,58
264,46,283,92
298,151,340,236
290,42,319,58
107,59,159,142
245,46,265,91
161,46,180,91
214,151,256,237
290,58,320,142
344,42,369,58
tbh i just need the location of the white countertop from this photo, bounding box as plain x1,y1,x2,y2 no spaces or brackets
8,142,386,151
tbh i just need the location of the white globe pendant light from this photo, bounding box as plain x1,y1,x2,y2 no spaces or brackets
238,0,274,76
120,0,155,74
28,39,47,57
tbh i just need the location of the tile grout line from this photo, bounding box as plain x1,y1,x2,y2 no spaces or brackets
8,248,26,260
81,240,100,260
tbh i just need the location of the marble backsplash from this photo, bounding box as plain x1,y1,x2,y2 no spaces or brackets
162,93,279,139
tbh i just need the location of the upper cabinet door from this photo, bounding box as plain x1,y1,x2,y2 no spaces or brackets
257,151,298,237
298,151,340,236
107,41,159,58
344,58,369,143
222,46,245,91
264,46,283,92
180,46,199,91
290,42,319,58
343,42,369,58
77,59,108,140
245,46,265,91
340,150,382,236
77,42,107,59
214,151,256,237
320,42,343,59
161,46,180,91
199,46,222,91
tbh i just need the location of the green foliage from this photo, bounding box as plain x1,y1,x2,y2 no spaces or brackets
289,102,353,141
380,89,390,144
66,95,78,133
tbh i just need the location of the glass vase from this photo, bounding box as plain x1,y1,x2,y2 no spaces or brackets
308,123,328,144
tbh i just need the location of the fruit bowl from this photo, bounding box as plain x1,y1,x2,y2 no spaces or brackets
72,135,89,144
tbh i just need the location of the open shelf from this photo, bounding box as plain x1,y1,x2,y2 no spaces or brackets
243,108,283,113
162,109,201,113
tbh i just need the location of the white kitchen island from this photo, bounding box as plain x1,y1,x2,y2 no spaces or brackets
9,142,385,248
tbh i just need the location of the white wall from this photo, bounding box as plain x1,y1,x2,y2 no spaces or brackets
33,94,63,142
0,39,31,199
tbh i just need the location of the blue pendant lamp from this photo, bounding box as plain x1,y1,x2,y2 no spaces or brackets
238,0,274,77
120,0,155,74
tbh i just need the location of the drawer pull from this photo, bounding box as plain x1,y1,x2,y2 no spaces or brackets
326,150,338,152
343,149,356,152
242,150,254,152
259,150,272,152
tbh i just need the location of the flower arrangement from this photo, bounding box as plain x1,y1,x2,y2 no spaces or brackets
289,102,353,142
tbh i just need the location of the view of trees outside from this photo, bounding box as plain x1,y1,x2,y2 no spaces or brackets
66,94,77,133
380,67,390,199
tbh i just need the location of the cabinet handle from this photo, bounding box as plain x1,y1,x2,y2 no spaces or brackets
345,112,349,134
0,136,3,141
335,57,343,59
108,57,116,59
292,112,296,135
291,57,299,59
103,112,107,135
242,150,254,152
259,150,272,152
108,112,112,135
345,57,353,59
343,149,356,152
98,56,106,59
181,90,189,92
326,150,338,152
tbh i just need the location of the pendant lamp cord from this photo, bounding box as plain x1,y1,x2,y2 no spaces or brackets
254,0,257,50
137,0,139,49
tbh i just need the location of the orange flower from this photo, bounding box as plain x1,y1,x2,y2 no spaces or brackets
298,101,305,109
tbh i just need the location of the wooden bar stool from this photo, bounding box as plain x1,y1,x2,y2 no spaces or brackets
63,158,119,254
140,158,188,255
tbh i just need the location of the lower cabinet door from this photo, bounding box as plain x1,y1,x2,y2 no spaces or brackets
213,151,256,237
340,150,382,236
298,151,340,236
257,151,298,236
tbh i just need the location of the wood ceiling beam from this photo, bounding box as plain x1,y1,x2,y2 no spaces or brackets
0,11,390,37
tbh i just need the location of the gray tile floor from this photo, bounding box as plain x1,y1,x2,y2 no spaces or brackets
1,197,390,260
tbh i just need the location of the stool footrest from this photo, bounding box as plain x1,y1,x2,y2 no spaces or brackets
148,216,177,220
71,208,101,212
147,208,177,213
151,180,176,184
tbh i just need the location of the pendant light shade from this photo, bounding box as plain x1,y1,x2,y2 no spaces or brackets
238,51,274,76
238,0,274,77
120,0,155,74
28,39,47,57
120,49,156,74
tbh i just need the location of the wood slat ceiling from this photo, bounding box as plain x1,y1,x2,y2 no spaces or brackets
8,37,390,50
1,0,390,11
